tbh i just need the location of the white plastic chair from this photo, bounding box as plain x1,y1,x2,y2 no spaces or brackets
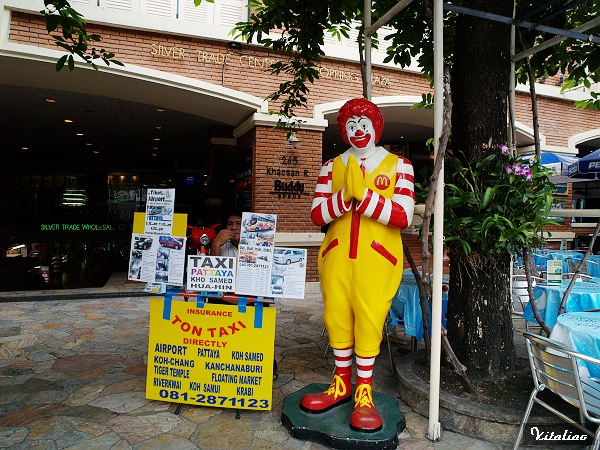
513,333,600,449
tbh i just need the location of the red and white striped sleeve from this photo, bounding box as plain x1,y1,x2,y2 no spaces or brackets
311,159,352,226
355,156,415,229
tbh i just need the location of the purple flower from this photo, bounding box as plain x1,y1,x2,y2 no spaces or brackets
513,163,523,176
504,165,513,174
499,143,510,155
522,167,533,181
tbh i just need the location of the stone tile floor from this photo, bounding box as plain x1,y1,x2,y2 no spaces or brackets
0,279,582,449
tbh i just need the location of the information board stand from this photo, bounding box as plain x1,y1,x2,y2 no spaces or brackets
146,287,276,419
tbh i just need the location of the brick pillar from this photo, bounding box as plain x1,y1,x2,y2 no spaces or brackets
251,125,323,282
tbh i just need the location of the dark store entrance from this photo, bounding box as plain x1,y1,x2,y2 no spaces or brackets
0,83,255,292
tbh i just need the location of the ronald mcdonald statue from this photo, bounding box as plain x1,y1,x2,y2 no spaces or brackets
301,98,414,432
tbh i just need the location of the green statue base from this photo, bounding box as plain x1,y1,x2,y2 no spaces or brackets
281,383,406,450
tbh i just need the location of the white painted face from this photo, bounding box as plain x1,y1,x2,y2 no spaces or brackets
345,116,376,154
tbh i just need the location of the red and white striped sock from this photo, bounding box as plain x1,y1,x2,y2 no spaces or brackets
355,355,375,386
333,347,353,377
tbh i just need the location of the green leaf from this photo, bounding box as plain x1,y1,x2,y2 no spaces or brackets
46,14,59,32
56,54,67,71
45,0,122,72
480,187,494,209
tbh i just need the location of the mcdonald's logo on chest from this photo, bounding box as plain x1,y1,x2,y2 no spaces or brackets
374,174,391,190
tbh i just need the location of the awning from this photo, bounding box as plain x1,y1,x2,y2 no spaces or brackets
522,152,579,174
567,149,600,180
521,153,579,184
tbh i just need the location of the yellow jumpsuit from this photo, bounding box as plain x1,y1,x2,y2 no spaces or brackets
319,153,404,357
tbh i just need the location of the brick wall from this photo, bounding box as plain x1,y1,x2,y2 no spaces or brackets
11,12,597,142
306,247,319,282
8,12,430,115
252,126,322,282
514,92,599,148
402,234,450,274
13,12,599,145
252,126,320,231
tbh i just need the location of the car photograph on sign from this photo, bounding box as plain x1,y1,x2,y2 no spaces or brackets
159,236,183,250
133,237,153,250
274,249,304,265
245,215,275,232
147,206,163,216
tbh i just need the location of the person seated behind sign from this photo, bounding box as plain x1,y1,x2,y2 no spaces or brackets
208,208,279,380
209,208,242,257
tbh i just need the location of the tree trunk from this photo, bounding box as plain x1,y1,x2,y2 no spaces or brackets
447,250,515,379
448,0,514,379
451,0,513,160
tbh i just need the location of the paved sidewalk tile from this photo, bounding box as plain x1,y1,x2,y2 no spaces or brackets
0,277,579,450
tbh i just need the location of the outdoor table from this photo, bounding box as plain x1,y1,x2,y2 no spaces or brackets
523,281,600,328
389,271,448,341
549,311,600,378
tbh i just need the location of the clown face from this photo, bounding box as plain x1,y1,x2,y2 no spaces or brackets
345,116,376,155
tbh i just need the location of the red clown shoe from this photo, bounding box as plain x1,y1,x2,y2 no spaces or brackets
300,372,352,413
349,383,382,432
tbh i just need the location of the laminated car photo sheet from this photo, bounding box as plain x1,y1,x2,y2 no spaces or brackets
270,248,306,299
235,212,277,297
145,188,175,235
128,233,186,285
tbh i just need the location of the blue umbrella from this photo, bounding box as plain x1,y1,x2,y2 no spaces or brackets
568,149,600,180
521,153,579,177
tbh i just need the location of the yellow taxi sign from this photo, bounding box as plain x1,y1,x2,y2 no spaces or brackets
146,298,275,410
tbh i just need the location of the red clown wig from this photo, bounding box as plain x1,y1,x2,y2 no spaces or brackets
336,98,384,145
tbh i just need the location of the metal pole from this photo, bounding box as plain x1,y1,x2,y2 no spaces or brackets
548,209,600,217
364,0,372,100
443,3,600,44
428,0,443,441
513,16,600,62
365,0,414,37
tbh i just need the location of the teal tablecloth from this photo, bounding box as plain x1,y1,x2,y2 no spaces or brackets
587,255,600,278
524,281,600,328
390,271,448,341
549,311,600,378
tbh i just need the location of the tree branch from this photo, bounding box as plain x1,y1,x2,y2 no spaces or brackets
441,328,479,397
403,242,431,354
521,248,551,336
421,65,452,285
517,30,540,158
414,61,478,393
43,0,123,71
558,219,600,315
